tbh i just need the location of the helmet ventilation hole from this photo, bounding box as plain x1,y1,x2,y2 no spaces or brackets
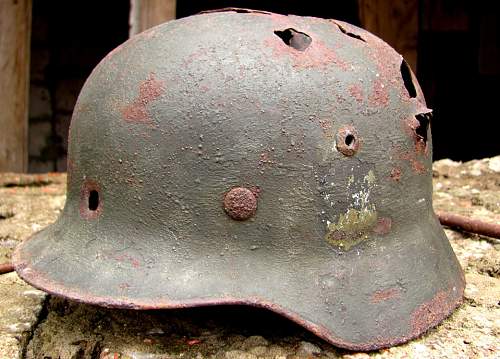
88,190,99,211
400,60,417,98
274,28,312,51
80,180,102,219
336,126,360,156
345,134,355,147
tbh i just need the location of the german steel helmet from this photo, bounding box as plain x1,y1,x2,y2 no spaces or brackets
14,9,464,350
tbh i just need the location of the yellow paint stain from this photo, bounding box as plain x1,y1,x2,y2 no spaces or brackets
325,170,378,250
325,206,378,250
364,170,376,185
347,174,355,188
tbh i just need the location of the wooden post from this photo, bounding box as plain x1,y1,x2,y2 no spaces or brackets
358,0,419,72
0,0,32,172
129,0,176,37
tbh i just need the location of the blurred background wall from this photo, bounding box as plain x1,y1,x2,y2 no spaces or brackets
1,0,499,172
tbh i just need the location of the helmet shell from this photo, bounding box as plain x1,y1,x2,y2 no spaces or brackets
14,9,464,350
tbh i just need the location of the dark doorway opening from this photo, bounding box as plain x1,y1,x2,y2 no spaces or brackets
28,1,130,172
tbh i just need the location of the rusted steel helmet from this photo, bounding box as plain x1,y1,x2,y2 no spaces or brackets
14,9,464,350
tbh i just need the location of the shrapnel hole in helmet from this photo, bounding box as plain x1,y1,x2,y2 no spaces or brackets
273,28,312,51
415,113,431,144
335,23,366,42
88,190,99,211
400,59,417,98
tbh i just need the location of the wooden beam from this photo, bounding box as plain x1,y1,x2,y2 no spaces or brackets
129,0,176,37
358,0,419,72
0,0,32,172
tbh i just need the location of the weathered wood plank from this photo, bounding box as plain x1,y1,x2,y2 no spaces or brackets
0,0,32,172
129,0,176,37
358,0,418,72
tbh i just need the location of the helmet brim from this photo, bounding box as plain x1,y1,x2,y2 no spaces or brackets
14,212,464,351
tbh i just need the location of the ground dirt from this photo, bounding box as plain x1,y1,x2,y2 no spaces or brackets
0,157,498,359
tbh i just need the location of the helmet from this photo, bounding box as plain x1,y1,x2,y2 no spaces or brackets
14,9,464,350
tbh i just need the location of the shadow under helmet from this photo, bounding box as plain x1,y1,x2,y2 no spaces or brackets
14,9,464,351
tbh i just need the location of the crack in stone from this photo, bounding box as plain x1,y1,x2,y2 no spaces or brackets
20,294,49,359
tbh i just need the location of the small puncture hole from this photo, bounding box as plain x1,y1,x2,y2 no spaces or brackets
88,190,99,211
415,113,431,144
400,59,417,98
274,28,312,51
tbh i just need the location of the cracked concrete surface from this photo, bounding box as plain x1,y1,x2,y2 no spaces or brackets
0,273,46,359
0,157,499,358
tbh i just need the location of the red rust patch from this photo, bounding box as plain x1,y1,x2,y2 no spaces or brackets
410,280,465,338
79,179,103,220
248,185,261,199
368,78,389,106
396,147,427,175
0,263,14,274
183,46,213,68
401,152,426,174
371,287,400,303
334,20,412,107
412,160,426,174
348,84,364,103
390,167,402,182
361,30,402,91
264,35,349,70
114,254,141,268
396,115,432,174
223,187,258,220
121,73,164,122
404,117,429,156
318,119,333,137
373,217,392,235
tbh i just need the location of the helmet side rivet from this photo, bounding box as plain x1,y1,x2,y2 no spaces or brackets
223,187,257,220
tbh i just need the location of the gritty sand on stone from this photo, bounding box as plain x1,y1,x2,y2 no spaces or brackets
0,157,499,358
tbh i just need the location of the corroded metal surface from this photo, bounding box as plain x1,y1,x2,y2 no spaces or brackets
0,263,14,274
223,187,258,221
437,211,500,239
14,9,464,351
